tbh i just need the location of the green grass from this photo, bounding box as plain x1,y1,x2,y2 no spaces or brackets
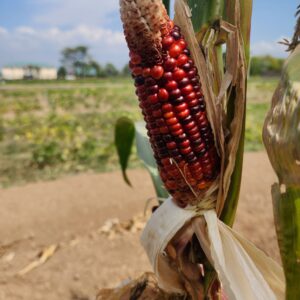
0,77,276,187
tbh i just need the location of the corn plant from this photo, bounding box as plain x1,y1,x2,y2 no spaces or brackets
115,0,252,298
263,9,300,299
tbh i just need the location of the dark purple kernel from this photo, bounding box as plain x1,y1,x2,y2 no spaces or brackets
147,85,159,94
163,134,173,142
181,115,192,124
145,77,156,86
182,49,190,56
156,118,165,127
135,75,145,86
190,106,201,114
195,148,207,157
172,96,185,105
152,103,161,110
182,63,192,71
193,85,201,92
199,103,206,111
178,77,190,88
186,153,197,162
190,77,198,85
169,89,181,99
170,149,180,156
173,25,181,32
171,31,181,40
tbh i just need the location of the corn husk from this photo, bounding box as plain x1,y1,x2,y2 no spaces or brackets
141,198,285,299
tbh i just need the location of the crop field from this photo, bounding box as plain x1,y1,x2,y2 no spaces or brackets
0,77,279,187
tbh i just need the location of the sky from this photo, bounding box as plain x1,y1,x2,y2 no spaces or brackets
0,0,298,69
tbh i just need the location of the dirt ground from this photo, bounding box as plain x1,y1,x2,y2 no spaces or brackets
0,151,281,300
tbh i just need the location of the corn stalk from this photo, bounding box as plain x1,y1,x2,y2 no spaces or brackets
263,12,300,298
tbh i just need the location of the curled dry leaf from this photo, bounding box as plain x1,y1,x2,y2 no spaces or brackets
263,45,300,187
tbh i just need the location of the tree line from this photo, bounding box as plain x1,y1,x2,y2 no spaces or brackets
57,45,285,79
57,45,130,79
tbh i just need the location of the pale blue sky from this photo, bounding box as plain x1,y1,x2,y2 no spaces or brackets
0,0,298,68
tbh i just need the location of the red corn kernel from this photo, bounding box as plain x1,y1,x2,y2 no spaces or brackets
186,92,196,101
166,117,178,126
142,68,151,77
151,66,164,79
187,126,198,135
194,143,206,153
166,142,177,150
174,102,188,112
169,43,182,58
177,54,189,66
178,39,187,49
169,123,181,132
162,103,173,112
152,110,162,118
189,132,201,141
194,172,204,180
184,121,196,130
173,68,186,81
180,146,192,155
180,139,190,148
130,53,142,64
160,126,169,134
188,99,199,107
164,111,175,119
132,67,143,76
190,161,202,171
177,109,190,119
198,181,209,190
158,88,169,101
162,36,175,49
161,158,172,166
181,84,194,95
147,94,158,104
171,128,184,136
165,80,178,91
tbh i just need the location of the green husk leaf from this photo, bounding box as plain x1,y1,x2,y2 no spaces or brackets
188,0,224,35
135,121,169,199
114,117,135,186
163,0,170,14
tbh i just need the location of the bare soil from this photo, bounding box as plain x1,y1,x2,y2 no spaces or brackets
0,151,280,300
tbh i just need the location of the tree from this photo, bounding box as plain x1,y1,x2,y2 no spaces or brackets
104,63,119,77
122,64,131,77
57,66,67,79
60,46,91,77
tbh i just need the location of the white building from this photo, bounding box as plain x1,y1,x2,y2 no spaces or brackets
1,64,57,80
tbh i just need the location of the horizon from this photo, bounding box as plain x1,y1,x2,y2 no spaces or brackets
0,0,298,69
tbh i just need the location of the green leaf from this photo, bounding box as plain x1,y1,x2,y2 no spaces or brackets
163,0,170,14
114,117,135,186
135,121,169,199
188,0,224,33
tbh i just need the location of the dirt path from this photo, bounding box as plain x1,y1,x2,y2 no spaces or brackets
0,151,280,300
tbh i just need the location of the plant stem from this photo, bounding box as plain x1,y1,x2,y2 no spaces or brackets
273,186,300,300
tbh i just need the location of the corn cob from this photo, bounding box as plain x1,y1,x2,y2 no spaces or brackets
120,0,220,207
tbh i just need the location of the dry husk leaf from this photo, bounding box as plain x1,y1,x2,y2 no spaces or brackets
263,45,300,187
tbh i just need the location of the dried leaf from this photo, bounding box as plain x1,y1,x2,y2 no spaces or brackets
17,244,58,276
